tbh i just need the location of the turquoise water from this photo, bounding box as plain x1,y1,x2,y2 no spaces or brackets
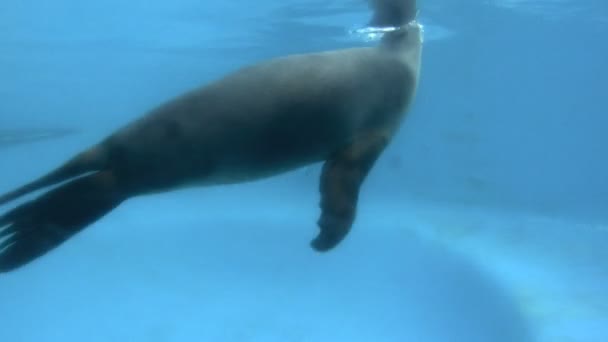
1,0,606,341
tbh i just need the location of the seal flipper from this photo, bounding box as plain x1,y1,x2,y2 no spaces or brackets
311,132,390,251
0,170,125,272
0,146,108,206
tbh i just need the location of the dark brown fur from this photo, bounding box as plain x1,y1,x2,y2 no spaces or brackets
0,1,422,272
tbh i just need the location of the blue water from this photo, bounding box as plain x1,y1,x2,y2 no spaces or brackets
1,0,607,341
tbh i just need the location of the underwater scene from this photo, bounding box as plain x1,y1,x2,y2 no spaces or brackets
0,0,606,341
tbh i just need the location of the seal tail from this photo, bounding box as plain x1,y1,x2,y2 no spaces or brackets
0,170,125,273
0,145,124,273
368,0,417,27
0,146,107,206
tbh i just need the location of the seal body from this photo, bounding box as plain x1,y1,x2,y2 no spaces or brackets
0,1,423,272
106,47,418,193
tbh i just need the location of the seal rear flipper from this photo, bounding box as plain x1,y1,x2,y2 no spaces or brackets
311,132,390,251
0,146,107,206
0,170,125,273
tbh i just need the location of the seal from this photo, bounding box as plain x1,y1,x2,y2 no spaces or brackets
0,0,423,272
